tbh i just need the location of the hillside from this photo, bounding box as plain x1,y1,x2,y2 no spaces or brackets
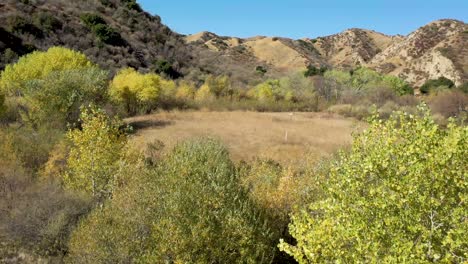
369,19,467,86
187,19,467,87
0,1,466,87
0,0,194,75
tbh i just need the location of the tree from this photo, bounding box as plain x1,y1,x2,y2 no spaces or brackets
249,79,282,101
154,59,181,79
350,67,383,90
382,75,414,95
109,68,161,115
420,77,455,94
279,105,467,263
205,75,231,98
67,139,277,263
21,67,109,128
63,106,126,200
0,47,93,95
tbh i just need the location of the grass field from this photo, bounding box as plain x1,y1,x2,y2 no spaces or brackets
126,111,363,165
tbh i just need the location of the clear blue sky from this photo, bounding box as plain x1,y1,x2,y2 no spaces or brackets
138,0,467,39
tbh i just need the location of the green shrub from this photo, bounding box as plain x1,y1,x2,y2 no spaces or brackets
122,0,143,12
154,59,181,79
304,65,327,77
80,13,107,28
92,24,125,46
7,15,43,37
67,139,277,263
34,12,62,32
80,13,125,46
420,77,455,94
256,65,267,75
280,105,468,263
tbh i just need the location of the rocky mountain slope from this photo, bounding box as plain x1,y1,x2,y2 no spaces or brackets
188,19,467,86
369,19,467,86
0,0,466,87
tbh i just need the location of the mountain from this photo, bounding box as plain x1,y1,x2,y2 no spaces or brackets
0,0,466,87
187,20,467,86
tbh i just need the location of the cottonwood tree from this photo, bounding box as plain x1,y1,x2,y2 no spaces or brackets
280,105,467,263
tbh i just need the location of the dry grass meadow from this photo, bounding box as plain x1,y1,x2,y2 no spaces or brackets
126,111,363,165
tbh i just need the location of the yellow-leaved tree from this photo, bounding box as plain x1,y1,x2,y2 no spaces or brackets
63,106,126,200
0,47,93,95
109,68,161,115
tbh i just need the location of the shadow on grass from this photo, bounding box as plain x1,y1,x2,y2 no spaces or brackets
126,119,174,131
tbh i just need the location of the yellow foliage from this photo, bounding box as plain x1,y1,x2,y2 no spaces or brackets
0,47,93,94
109,68,161,114
175,82,196,100
63,106,126,199
39,140,70,181
160,79,177,98
195,84,214,102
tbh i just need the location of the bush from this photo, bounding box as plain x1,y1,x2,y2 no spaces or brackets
92,24,126,46
457,82,468,94
382,75,414,95
34,12,62,32
0,170,91,258
154,59,181,79
304,65,327,77
420,76,455,94
428,89,468,118
0,125,63,172
80,13,125,46
80,13,107,28
7,15,43,37
109,68,162,115
280,105,468,263
0,47,93,95
122,0,143,12
67,139,277,263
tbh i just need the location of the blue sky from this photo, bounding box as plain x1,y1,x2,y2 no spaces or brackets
138,0,467,39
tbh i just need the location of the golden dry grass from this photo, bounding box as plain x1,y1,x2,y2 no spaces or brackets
126,111,363,165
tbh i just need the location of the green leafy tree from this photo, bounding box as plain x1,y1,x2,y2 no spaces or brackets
67,139,277,263
63,106,126,200
280,105,467,263
382,75,414,95
21,67,109,128
350,67,383,90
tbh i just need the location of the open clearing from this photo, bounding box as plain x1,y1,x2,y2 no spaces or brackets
127,111,362,164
